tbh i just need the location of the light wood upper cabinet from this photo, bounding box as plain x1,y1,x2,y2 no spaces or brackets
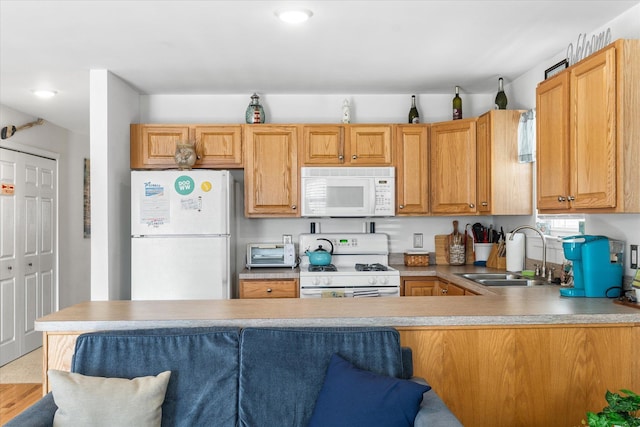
193,126,243,168
430,118,477,215
536,72,571,211
130,124,243,169
476,110,532,215
347,125,393,165
299,125,392,166
131,124,190,169
536,39,640,213
299,125,344,165
395,125,429,215
244,125,299,217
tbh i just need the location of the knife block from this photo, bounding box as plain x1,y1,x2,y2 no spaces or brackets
486,243,506,270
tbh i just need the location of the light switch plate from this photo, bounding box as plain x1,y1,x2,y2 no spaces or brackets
413,233,423,248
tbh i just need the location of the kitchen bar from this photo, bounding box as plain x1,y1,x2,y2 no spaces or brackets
36,267,640,427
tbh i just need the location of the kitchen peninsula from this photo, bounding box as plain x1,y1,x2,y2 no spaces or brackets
37,267,640,427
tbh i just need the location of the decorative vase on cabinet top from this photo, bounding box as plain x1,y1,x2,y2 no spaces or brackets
246,93,265,124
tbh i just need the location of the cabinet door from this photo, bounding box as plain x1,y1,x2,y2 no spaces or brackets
299,126,344,165
430,119,477,214
395,125,429,215
347,125,393,165
476,113,491,213
479,110,532,215
402,278,438,296
537,73,571,211
194,126,243,168
244,126,299,217
570,46,617,210
130,124,190,169
439,281,465,296
239,279,298,298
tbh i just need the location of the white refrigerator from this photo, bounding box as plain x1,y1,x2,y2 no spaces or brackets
131,170,235,300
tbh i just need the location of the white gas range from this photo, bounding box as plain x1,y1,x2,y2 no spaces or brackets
298,233,400,298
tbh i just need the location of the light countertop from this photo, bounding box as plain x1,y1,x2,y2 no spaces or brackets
37,265,640,332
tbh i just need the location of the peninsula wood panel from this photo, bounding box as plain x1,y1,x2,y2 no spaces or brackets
398,325,638,427
43,332,82,394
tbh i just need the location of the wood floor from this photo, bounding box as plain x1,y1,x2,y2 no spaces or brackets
0,383,42,424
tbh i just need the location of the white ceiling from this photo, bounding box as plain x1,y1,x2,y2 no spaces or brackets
1,0,638,134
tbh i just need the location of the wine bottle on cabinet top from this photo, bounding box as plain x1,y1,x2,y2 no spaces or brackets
494,78,508,110
452,86,462,120
408,95,420,123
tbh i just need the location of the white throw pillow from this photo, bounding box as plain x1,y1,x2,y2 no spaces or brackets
48,369,171,427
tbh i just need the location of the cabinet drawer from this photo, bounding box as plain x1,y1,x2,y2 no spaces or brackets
239,279,298,298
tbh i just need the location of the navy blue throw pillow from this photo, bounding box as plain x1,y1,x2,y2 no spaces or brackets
308,353,431,427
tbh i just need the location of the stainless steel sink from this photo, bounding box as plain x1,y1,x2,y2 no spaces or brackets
460,273,523,280
458,273,546,287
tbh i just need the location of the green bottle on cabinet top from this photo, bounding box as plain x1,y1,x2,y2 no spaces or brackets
452,86,462,120
494,77,508,110
408,95,420,123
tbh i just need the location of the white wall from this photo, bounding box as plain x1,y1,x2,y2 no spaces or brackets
90,70,139,300
0,104,91,308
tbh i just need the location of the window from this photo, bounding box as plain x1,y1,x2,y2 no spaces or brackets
536,214,585,237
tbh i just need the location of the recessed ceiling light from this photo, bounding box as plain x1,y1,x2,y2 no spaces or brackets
31,89,57,98
275,8,313,24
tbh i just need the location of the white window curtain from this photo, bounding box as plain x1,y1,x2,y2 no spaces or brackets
518,109,536,163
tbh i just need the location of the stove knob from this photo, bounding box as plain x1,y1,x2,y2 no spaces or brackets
379,276,389,285
368,277,377,285
312,277,320,286
322,277,332,285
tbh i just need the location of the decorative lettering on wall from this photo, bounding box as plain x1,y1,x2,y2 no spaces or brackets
566,28,612,66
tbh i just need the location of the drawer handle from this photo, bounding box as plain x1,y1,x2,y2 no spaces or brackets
266,288,272,293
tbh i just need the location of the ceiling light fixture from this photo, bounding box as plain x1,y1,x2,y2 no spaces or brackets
275,8,313,24
31,89,57,98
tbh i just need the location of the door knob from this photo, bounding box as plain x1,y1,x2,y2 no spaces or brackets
291,205,297,210
352,155,357,160
567,195,575,201
338,155,344,161
558,196,566,202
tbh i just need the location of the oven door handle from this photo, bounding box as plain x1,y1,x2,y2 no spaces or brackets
300,288,399,297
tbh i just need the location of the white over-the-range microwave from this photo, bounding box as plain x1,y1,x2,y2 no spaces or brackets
300,167,395,217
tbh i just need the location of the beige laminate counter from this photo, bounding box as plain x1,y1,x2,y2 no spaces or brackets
37,265,640,332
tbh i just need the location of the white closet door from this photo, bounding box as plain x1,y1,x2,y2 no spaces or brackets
0,148,57,365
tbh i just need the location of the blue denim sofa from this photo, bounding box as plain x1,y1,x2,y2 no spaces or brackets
5,327,461,427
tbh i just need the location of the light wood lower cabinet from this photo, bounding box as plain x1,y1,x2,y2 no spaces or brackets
239,279,299,298
401,277,468,296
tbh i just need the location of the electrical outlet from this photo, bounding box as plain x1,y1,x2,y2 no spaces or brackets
413,233,423,248
631,244,638,269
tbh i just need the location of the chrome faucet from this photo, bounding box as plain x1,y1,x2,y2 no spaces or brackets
509,225,547,278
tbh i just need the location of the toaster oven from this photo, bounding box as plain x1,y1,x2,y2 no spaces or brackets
246,243,297,269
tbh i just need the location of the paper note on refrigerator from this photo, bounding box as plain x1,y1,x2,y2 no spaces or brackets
141,182,170,226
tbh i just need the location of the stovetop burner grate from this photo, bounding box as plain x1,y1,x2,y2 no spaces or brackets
308,264,338,272
355,263,388,272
